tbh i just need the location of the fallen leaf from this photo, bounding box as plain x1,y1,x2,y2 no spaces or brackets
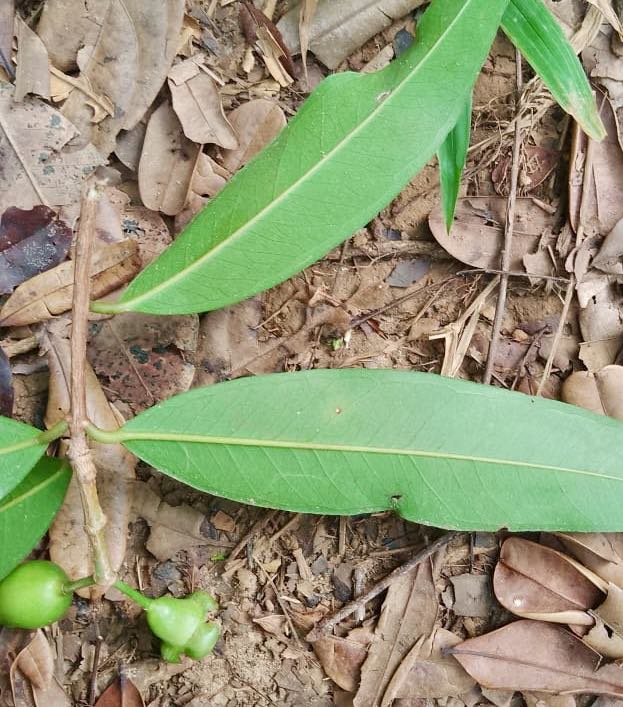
313,631,371,692
60,0,184,156
585,1,623,38
562,366,623,419
138,101,201,216
220,99,286,173
115,121,147,172
354,558,439,706
174,153,229,231
168,57,238,148
555,533,623,596
45,330,136,599
0,83,104,212
14,17,50,102
493,537,603,625
0,205,72,294
14,631,53,690
584,615,623,658
593,217,623,275
86,311,198,414
429,197,557,270
577,287,623,372
386,258,431,288
0,240,140,327
95,675,145,707
298,0,319,85
0,0,12,78
451,619,623,694
594,582,623,638
277,0,426,69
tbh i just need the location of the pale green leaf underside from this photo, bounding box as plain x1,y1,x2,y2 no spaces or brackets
438,96,471,230
91,0,509,316
501,0,605,140
0,457,70,580
119,370,623,532
0,416,52,498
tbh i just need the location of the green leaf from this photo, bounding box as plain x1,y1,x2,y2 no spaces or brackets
438,95,471,231
109,370,623,532
502,0,605,140
0,457,71,580
0,417,63,498
91,0,509,316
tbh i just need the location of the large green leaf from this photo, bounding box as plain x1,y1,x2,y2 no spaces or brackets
0,417,62,498
0,457,70,580
501,0,605,140
438,96,471,230
91,0,509,316
105,370,623,532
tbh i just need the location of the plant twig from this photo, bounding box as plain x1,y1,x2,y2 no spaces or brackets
483,48,523,384
67,176,114,586
305,531,460,642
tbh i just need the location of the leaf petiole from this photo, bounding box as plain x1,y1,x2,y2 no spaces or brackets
63,575,95,594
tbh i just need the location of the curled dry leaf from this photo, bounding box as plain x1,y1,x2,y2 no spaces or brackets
0,83,104,213
429,197,557,270
0,346,13,416
49,67,115,123
138,101,201,216
44,330,136,599
562,366,623,419
14,630,53,690
14,16,50,102
277,0,426,69
0,205,72,295
220,99,287,173
60,0,184,156
451,619,623,695
0,240,140,327
493,537,604,625
86,311,198,414
168,57,238,148
556,532,623,594
584,616,623,659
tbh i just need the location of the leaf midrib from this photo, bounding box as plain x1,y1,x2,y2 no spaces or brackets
115,0,476,310
0,467,66,513
119,430,619,482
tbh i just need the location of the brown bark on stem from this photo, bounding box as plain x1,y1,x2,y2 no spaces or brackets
66,176,114,585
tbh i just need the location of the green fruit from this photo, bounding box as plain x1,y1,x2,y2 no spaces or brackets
144,591,219,662
0,561,72,629
184,621,220,660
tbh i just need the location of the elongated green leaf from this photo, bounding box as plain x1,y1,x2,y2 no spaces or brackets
91,0,509,316
502,0,605,140
438,96,471,231
111,370,623,532
0,417,60,498
0,457,70,580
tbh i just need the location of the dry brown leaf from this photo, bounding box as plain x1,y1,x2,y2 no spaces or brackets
0,83,104,212
115,121,147,172
449,573,493,618
451,619,623,695
49,67,114,123
429,197,557,270
298,0,318,85
354,558,440,707
168,57,238,148
593,217,623,275
313,632,370,692
86,311,197,414
562,366,623,419
277,0,426,69
60,0,184,156
0,0,12,77
493,537,603,625
14,17,49,102
94,675,145,707
44,329,135,599
569,94,623,237
584,616,623,659
176,14,202,57
10,631,70,707
594,582,623,639
220,99,286,173
555,533,623,596
138,101,201,216
0,240,140,327
585,1,623,38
